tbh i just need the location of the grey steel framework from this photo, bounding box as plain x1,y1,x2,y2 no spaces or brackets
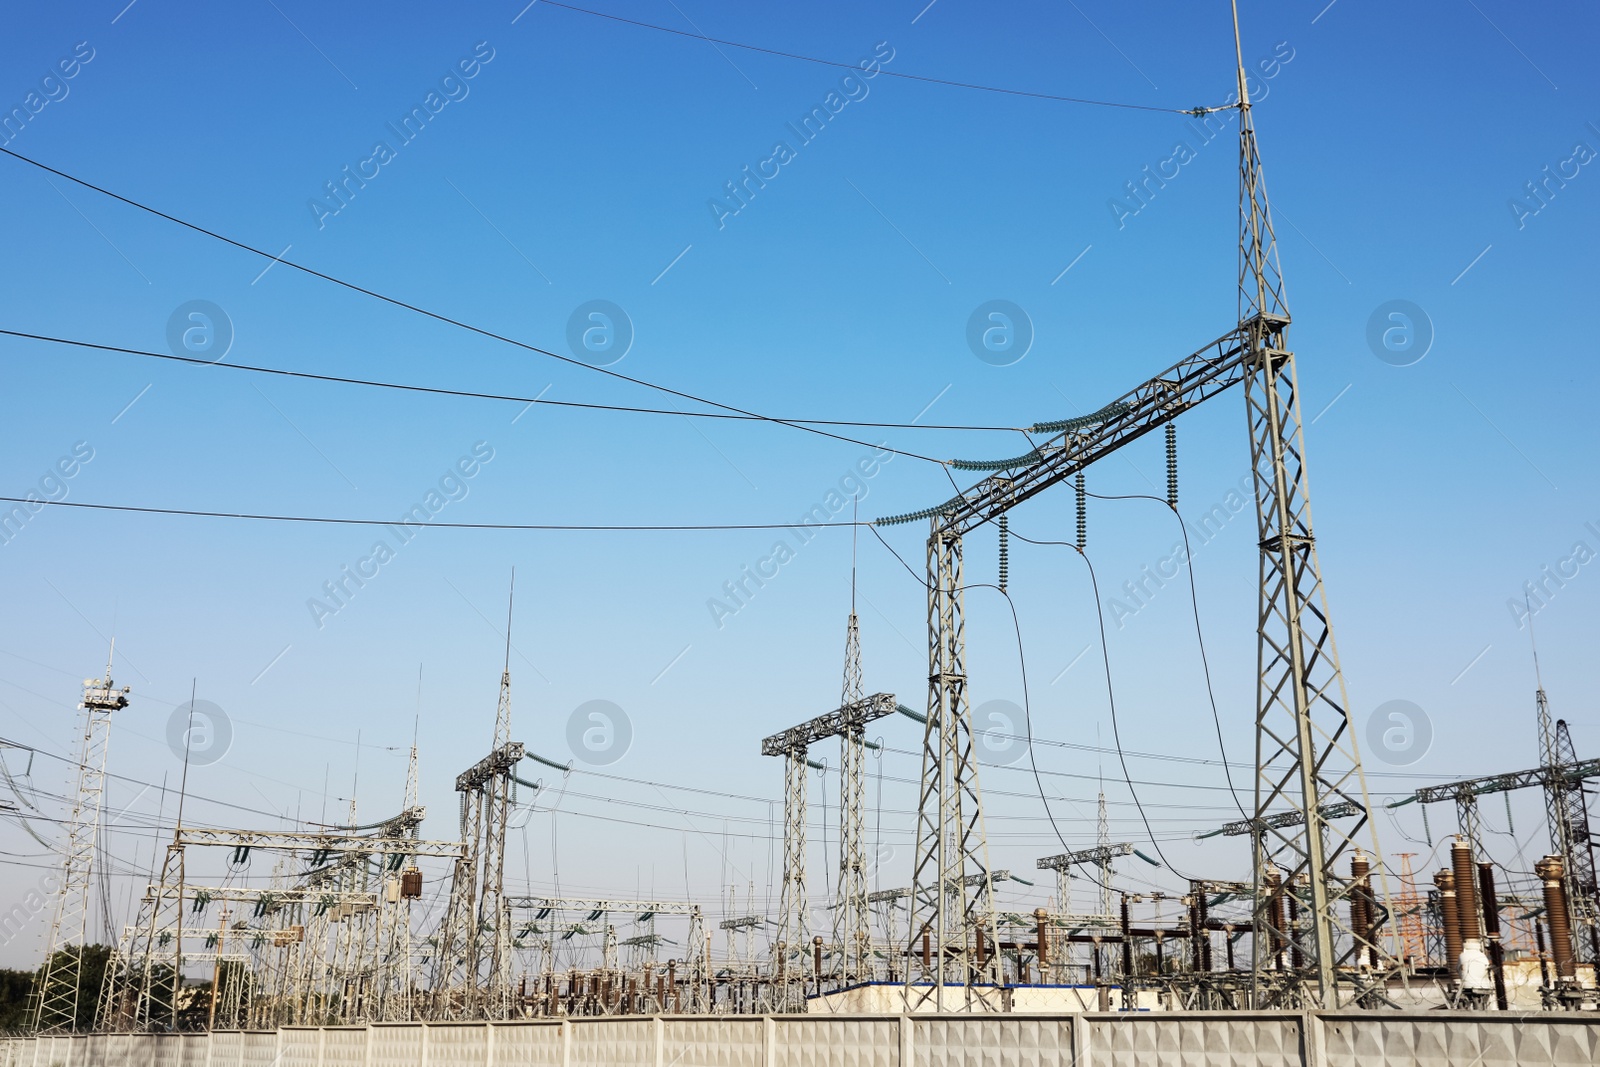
108,814,459,1032
760,692,898,1003
902,527,1000,1010
32,656,129,1032
1552,719,1599,961
436,583,523,1019
831,611,870,984
876,12,1387,1009
1538,687,1599,963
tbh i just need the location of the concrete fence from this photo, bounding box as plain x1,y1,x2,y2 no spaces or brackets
3,1012,1597,1067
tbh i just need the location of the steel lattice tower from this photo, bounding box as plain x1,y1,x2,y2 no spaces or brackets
1533,685,1595,963
1233,3,1383,1008
479,654,516,1016
774,745,809,1007
33,653,129,1032
904,526,1001,1010
1552,718,1599,961
831,607,873,983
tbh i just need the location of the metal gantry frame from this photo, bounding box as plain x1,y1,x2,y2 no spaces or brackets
873,16,1388,1009
761,692,899,1004
33,654,129,1032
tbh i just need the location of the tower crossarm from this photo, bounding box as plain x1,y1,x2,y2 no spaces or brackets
1218,800,1363,837
1037,843,1134,870
867,870,1012,904
454,741,526,791
507,896,701,916
760,693,898,755
1406,757,1600,806
875,325,1253,536
175,826,466,858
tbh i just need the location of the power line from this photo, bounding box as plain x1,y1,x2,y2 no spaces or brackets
0,328,1014,433
0,495,861,532
534,1,1217,116
0,146,945,466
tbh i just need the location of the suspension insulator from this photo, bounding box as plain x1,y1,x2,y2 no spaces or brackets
1075,473,1086,550
1165,422,1178,508
998,514,1009,594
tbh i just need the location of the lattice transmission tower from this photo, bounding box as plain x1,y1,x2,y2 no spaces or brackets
830,564,873,984
32,650,129,1032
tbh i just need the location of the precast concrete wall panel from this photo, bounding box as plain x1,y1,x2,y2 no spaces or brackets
209,1031,242,1067
238,1033,279,1067
107,1033,140,1067
320,1028,365,1067
914,1015,1073,1067
427,1025,489,1067
150,1033,183,1067
278,1028,322,1067
1084,1013,1303,1067
368,1024,422,1067
180,1034,209,1067
1320,1014,1600,1067
772,1017,897,1067
488,1023,562,1067
568,1019,655,1067
34,1036,66,1067
662,1017,765,1067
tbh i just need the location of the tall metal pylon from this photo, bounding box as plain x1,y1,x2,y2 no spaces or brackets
478,579,517,1018
904,525,1000,1010
33,651,130,1031
831,513,872,985
774,744,809,1008
1551,717,1599,962
1234,0,1382,1008
1096,791,1116,977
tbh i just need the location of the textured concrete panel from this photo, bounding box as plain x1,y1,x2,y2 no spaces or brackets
915,1016,1073,1067
488,1023,563,1067
662,1017,765,1067
1320,1015,1600,1067
367,1024,422,1067
772,1018,898,1067
320,1029,365,1067
1086,1013,1303,1067
426,1025,489,1067
238,1033,280,1067
278,1029,322,1067
568,1019,656,1067
209,1032,242,1067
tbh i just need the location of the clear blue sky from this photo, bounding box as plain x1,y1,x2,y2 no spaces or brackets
0,0,1596,964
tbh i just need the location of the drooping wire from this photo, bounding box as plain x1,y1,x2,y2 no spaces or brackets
862,523,1120,895
0,147,946,466
0,328,1014,434
534,1,1217,116
0,495,863,532
1022,488,1250,823
1002,531,1194,879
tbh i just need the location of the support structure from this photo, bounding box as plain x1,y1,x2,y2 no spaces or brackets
33,655,129,1032
436,580,522,1019
873,35,1387,1002
903,525,1001,1009
1551,718,1599,962
762,693,898,1003
832,611,871,985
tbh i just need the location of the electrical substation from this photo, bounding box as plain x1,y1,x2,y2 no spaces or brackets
5,5,1597,1066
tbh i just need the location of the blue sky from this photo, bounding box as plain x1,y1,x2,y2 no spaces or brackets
0,0,1596,965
